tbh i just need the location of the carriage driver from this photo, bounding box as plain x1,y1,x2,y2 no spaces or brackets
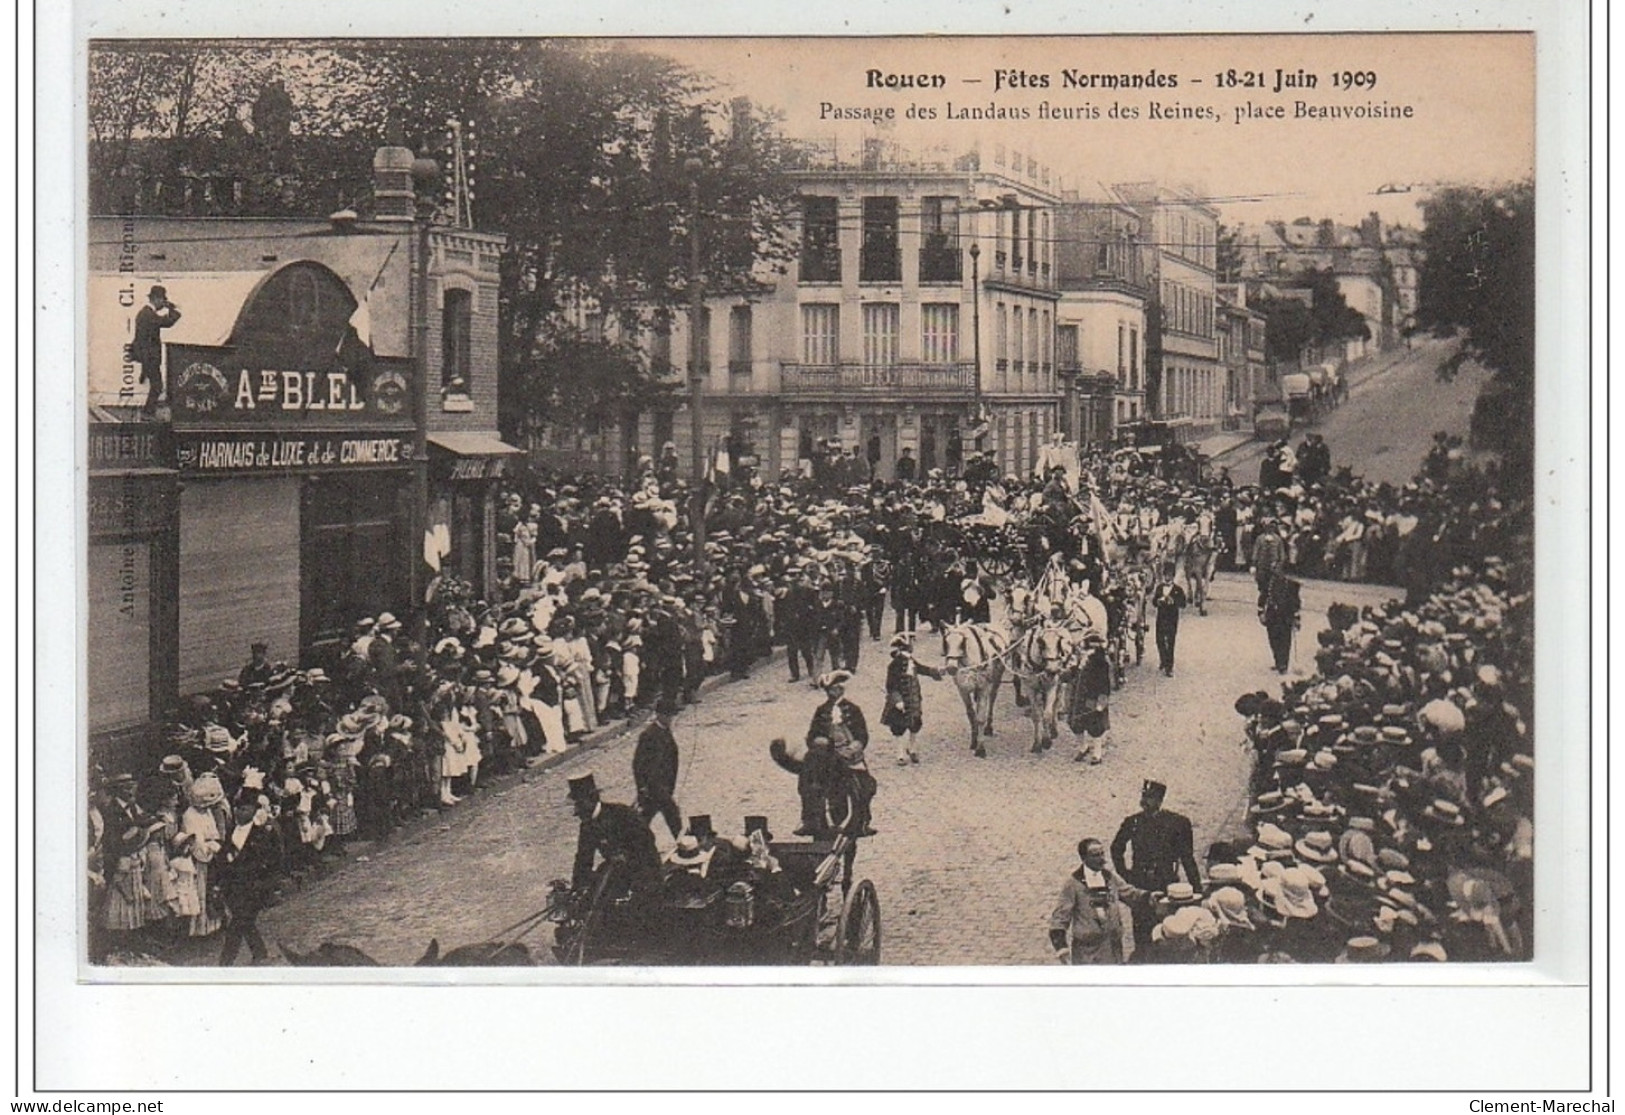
567,771,663,900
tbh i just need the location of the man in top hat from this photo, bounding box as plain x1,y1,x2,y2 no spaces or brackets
1148,564,1188,678
567,771,662,899
632,694,683,839
1111,780,1203,957
132,284,182,415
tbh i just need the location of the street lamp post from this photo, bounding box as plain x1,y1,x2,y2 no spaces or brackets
684,157,707,564
410,154,440,637
968,240,983,454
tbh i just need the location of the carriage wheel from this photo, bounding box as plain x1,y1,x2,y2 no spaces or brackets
981,551,1014,579
836,880,881,966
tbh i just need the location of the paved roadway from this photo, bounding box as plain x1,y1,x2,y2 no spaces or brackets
200,574,1399,968
1220,336,1490,486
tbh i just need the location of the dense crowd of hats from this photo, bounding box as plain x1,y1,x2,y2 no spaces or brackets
1134,453,1533,964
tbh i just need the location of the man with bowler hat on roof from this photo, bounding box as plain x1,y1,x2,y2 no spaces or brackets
1112,779,1203,958
567,771,662,899
133,284,181,416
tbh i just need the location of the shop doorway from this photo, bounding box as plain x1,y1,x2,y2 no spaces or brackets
301,473,409,665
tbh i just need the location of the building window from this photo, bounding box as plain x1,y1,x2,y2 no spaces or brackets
1130,327,1140,390
995,303,1008,362
801,303,839,365
1041,310,1051,368
649,321,672,377
728,304,752,381
862,302,899,367
920,197,962,282
800,196,840,282
1012,310,1024,377
442,288,472,392
921,303,960,364
1027,307,1039,368
1057,323,1078,369
860,197,901,282
1010,207,1023,271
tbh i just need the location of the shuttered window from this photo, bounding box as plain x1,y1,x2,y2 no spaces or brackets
801,304,839,364
862,303,899,368
921,303,959,364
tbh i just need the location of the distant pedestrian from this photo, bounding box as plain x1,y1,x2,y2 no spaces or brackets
1111,780,1202,958
633,695,683,840
1149,565,1187,677
1049,837,1145,965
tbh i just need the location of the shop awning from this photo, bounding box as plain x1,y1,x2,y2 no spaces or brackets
428,431,523,480
427,432,523,457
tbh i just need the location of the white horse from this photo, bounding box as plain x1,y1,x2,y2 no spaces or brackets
941,622,1008,759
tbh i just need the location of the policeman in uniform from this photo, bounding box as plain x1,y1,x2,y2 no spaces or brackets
1110,779,1203,958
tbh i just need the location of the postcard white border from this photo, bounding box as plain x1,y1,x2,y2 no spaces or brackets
28,0,1599,1095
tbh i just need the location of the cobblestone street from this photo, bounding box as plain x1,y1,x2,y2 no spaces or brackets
201,572,1400,968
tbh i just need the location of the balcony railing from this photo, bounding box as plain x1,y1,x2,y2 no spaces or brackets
859,248,902,283
799,249,841,283
780,361,977,396
919,246,963,284
994,250,1007,272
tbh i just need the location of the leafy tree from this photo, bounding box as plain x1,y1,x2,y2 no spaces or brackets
86,40,801,443
1412,182,1534,468
1414,184,1535,378
1254,267,1370,366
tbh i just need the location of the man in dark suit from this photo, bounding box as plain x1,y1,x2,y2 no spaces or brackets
132,284,181,415
1111,779,1202,957
568,772,662,898
218,799,283,966
1259,570,1303,674
632,695,682,839
778,571,817,683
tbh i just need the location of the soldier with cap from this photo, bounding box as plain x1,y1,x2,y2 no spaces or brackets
567,771,662,899
1111,779,1203,957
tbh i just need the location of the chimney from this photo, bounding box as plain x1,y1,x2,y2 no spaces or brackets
372,144,416,223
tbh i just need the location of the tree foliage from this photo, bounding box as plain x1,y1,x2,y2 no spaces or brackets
1414,183,1535,388
1412,182,1535,466
1254,267,1370,365
86,40,801,440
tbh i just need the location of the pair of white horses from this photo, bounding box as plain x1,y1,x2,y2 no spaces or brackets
940,574,1111,759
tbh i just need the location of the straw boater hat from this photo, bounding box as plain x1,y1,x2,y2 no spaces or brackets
1335,936,1392,963
818,670,853,691
1295,831,1339,864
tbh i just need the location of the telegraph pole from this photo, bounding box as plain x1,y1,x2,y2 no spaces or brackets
685,158,707,564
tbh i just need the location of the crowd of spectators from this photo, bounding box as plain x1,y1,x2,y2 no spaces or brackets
1126,455,1533,963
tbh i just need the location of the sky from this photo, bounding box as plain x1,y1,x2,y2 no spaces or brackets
639,32,1534,230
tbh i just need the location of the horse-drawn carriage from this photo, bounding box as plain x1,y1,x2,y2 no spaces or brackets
549,834,880,967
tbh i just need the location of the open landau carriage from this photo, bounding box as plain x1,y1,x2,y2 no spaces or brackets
549,833,880,966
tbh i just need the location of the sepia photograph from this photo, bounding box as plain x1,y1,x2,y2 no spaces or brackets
79,29,1547,977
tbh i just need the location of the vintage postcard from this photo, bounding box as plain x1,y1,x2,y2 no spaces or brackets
43,10,1593,1093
